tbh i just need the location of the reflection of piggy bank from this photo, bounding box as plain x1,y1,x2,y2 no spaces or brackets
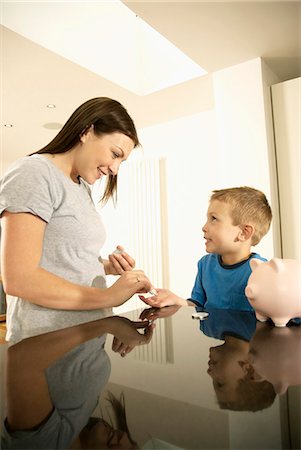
245,258,301,327
248,322,301,395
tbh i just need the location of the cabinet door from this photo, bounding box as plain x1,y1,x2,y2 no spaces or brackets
271,77,301,260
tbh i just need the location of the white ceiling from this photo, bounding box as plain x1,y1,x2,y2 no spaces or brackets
0,1,207,95
125,1,301,78
1,1,300,172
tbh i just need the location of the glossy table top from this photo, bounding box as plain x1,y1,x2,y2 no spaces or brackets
1,305,300,449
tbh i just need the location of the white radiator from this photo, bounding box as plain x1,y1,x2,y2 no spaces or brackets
126,157,169,291
114,156,169,313
114,157,173,364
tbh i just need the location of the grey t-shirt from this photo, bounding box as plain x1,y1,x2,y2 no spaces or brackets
1,336,111,449
0,155,112,344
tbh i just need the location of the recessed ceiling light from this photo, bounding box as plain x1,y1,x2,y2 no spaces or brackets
46,104,56,109
4,124,13,128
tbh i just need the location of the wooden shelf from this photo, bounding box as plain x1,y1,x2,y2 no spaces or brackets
0,321,6,344
0,274,6,342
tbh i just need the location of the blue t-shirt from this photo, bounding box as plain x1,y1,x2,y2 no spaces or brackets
196,307,257,341
190,253,267,311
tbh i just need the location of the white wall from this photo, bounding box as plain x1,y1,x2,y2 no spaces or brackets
98,109,218,309
228,399,282,450
212,57,277,260
137,110,218,297
100,57,278,303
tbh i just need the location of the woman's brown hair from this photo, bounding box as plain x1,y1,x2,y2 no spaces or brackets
30,97,140,203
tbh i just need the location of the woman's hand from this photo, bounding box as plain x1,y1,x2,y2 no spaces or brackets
104,246,135,275
108,270,152,307
139,288,188,308
106,316,155,357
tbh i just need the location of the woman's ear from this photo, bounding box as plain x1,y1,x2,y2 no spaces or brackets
237,224,254,242
80,124,94,143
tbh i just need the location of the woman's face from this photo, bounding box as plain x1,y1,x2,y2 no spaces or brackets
77,420,138,449
74,129,135,185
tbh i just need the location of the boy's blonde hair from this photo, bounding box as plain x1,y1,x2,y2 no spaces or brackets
210,186,272,245
217,377,276,412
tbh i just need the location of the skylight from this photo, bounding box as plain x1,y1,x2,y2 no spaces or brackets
1,0,207,95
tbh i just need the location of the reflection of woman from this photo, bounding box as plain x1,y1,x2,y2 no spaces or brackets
0,98,152,345
1,316,153,449
73,393,139,449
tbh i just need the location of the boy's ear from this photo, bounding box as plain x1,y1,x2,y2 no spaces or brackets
238,360,256,379
237,224,254,242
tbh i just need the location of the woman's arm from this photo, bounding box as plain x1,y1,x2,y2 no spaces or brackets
6,315,153,431
1,211,151,310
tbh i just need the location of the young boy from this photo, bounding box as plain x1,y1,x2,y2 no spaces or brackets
205,312,276,412
140,186,272,311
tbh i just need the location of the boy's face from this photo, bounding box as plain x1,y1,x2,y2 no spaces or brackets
207,341,249,403
202,200,241,257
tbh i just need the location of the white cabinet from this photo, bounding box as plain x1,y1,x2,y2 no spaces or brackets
271,77,301,260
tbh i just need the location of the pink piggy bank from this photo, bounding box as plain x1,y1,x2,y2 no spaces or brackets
245,258,301,327
248,322,301,395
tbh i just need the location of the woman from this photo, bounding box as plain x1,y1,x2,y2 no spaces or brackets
0,97,152,344
1,315,154,449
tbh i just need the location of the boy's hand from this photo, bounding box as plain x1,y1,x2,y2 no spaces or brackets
139,305,182,321
139,288,188,308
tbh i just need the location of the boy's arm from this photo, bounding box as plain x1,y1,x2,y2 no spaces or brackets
186,298,203,307
189,259,207,307
139,289,189,308
139,290,197,308
139,259,206,309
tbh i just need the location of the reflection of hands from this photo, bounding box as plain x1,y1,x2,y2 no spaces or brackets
139,288,188,308
107,316,155,357
106,246,136,275
140,305,182,321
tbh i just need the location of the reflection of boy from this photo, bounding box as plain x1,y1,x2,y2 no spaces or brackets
199,307,257,342
141,186,272,311
202,307,276,412
208,335,276,412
